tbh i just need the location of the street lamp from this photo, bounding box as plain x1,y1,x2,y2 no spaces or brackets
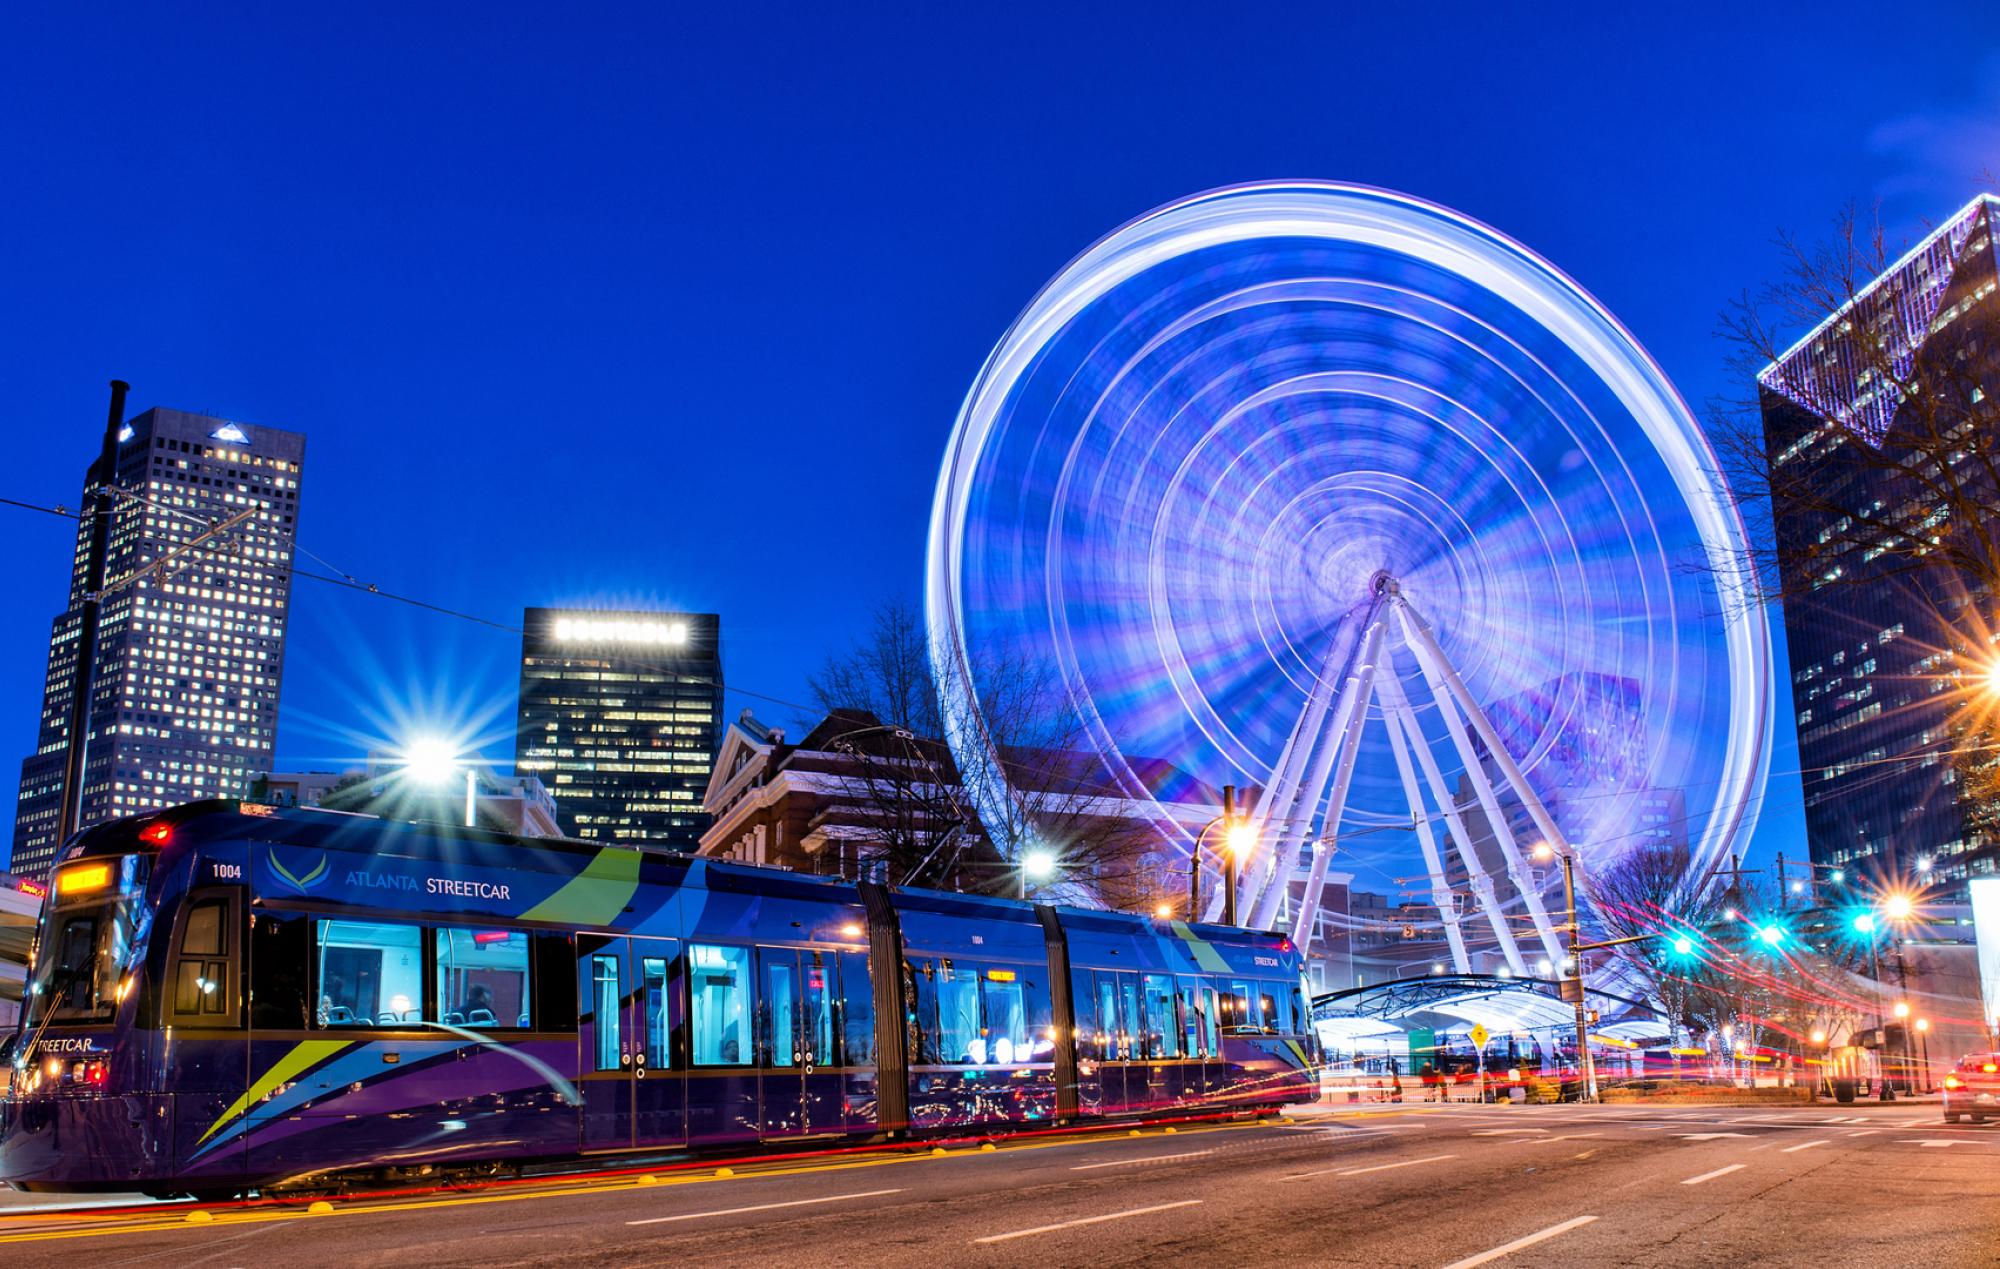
1187,785,1255,926
1019,848,1058,898
400,736,476,827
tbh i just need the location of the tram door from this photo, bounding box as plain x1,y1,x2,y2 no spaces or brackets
578,935,686,1151
758,948,843,1138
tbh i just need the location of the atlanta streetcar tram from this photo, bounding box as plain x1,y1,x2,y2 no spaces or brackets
0,801,1319,1197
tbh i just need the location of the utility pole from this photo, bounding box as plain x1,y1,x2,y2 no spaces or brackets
1559,848,1653,1105
1221,784,1238,927
54,380,130,850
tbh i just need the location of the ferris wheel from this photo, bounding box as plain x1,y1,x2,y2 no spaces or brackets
926,183,1771,967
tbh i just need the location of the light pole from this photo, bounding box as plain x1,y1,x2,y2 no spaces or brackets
1531,841,1645,1104
1915,1017,1932,1092
1187,785,1256,925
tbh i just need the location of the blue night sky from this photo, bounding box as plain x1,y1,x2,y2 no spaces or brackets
5,3,1997,870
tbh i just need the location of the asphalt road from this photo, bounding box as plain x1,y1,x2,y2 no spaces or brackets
2,1101,1995,1267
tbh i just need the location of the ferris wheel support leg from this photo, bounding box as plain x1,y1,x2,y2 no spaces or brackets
1285,621,1387,949
1243,616,1384,928
1393,602,1567,965
1374,664,1524,975
1225,618,1354,924
1378,676,1472,974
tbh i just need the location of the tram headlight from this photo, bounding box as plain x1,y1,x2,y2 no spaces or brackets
44,1057,61,1079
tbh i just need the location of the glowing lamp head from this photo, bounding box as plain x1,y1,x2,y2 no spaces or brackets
1892,1001,1910,1019
1852,912,1878,934
1809,1029,1827,1044
1915,1018,1930,1032
1530,842,1554,863
400,737,460,786
1831,869,1845,884
1671,935,1695,957
1224,820,1256,857
1916,857,1933,875
1153,903,1172,919
1021,849,1058,882
1756,925,1784,947
1881,894,1916,921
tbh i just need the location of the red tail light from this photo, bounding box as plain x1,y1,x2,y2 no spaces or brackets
138,821,172,845
84,1061,108,1086
1984,1063,1998,1074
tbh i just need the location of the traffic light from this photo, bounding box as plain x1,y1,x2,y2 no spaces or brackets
1668,933,1696,957
1851,911,1878,935
1754,923,1785,948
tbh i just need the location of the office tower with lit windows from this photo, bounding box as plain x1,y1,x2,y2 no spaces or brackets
514,608,723,849
1759,193,2000,894
10,399,306,876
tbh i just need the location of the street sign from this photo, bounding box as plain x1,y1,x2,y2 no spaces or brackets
1469,1023,1490,1048
1559,977,1584,1004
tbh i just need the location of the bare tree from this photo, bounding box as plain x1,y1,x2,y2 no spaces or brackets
1590,843,1867,1064
808,600,1169,906
1710,197,2000,609
1708,193,2000,841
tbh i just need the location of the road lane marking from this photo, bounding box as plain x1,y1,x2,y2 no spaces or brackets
1334,1153,1458,1176
974,1199,1201,1244
1439,1215,1600,1268
1898,1139,1982,1148
1681,1164,1747,1185
1782,1140,1828,1154
1677,1133,1750,1141
625,1188,902,1226
1070,1150,1214,1170
1471,1128,1546,1136
1845,1130,1877,1137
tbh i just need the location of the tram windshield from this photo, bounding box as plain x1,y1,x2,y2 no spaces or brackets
23,856,151,1027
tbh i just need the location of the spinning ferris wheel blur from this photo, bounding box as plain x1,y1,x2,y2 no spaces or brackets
926,183,1770,962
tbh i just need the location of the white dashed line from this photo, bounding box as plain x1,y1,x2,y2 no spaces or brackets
1440,1215,1601,1268
1681,1164,1747,1186
974,1199,1202,1243
626,1188,904,1226
1070,1150,1214,1170
1782,1140,1829,1153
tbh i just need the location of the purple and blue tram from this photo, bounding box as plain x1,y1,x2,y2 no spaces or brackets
0,801,1319,1197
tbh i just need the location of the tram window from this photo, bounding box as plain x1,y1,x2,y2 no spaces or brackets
689,944,752,1066
434,929,529,1028
315,919,422,1027
250,912,311,1029
1224,980,1253,1031
172,899,232,1019
907,960,939,1064
803,953,836,1067
641,957,671,1067
764,954,798,1067
980,970,1026,1063
1141,974,1179,1058
591,954,621,1071
1177,976,1205,1057
1117,977,1141,1060
838,951,874,1065
532,931,577,1031
1257,988,1279,1032
937,962,982,1063
1199,983,1221,1051
1094,976,1118,1060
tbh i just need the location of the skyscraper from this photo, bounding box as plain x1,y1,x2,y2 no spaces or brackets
1760,193,2000,893
11,392,306,875
514,608,723,849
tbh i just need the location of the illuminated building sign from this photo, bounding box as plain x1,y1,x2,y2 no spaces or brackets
552,616,689,646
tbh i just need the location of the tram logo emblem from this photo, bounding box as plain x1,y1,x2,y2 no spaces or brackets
269,847,330,894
